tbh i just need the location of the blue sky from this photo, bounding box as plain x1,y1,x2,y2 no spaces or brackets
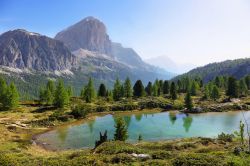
1,0,250,66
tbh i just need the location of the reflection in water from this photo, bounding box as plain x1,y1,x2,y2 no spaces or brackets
183,115,193,132
169,112,177,125
37,111,250,150
124,116,132,127
135,114,143,122
57,127,68,143
88,119,96,133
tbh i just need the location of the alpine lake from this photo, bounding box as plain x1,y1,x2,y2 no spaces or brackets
36,110,250,150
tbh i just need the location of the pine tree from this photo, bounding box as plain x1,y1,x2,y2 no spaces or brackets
114,117,128,141
123,77,133,98
170,82,177,101
133,80,145,97
67,86,73,98
211,85,220,101
107,90,113,102
190,81,199,96
0,77,7,103
0,77,7,105
152,83,158,96
203,85,210,100
4,82,19,109
83,78,96,103
163,80,170,94
113,78,122,101
158,80,163,95
39,87,46,104
45,80,55,105
54,80,69,108
185,92,193,110
145,81,153,96
245,75,250,90
239,79,248,96
98,83,107,97
226,76,239,98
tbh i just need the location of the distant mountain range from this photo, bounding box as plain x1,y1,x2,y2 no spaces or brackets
173,58,250,82
0,16,174,98
145,55,196,74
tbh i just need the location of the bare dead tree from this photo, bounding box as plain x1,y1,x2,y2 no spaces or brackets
241,111,250,152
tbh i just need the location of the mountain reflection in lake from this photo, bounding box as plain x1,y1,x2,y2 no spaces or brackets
36,111,250,150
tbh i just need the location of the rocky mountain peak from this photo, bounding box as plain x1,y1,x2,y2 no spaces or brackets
55,16,112,56
0,29,76,71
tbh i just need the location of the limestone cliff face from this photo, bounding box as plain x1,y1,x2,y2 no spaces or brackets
55,16,112,56
0,29,76,71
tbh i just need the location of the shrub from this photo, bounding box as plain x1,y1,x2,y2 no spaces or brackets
70,104,91,119
218,132,234,142
151,150,171,159
172,154,223,166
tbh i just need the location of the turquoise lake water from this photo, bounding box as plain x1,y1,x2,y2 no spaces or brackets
36,111,250,150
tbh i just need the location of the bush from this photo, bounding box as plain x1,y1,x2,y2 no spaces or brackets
151,150,171,159
70,104,91,119
172,154,223,166
218,132,234,142
96,105,110,112
0,153,19,166
111,103,138,111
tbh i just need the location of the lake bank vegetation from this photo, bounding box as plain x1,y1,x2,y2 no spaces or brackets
0,75,250,165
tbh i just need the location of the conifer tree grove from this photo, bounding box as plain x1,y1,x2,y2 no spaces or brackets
133,80,145,97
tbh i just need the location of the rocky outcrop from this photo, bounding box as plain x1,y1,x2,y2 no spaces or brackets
55,16,112,56
0,29,76,71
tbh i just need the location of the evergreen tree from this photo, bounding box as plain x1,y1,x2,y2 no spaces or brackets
177,80,182,92
185,92,193,110
98,83,107,97
123,77,133,98
152,83,158,96
239,79,248,96
245,75,250,90
214,76,221,88
54,80,69,108
47,80,55,94
39,87,46,104
163,80,170,94
46,80,55,105
211,85,220,101
114,117,128,141
170,82,177,101
107,90,113,102
113,78,122,101
190,81,199,96
203,85,210,100
158,80,163,95
0,77,7,103
226,76,239,98
133,80,145,97
145,81,153,96
67,86,73,98
46,88,54,105
4,82,19,109
83,78,96,103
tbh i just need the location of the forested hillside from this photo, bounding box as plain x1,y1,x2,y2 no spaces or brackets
173,58,250,82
